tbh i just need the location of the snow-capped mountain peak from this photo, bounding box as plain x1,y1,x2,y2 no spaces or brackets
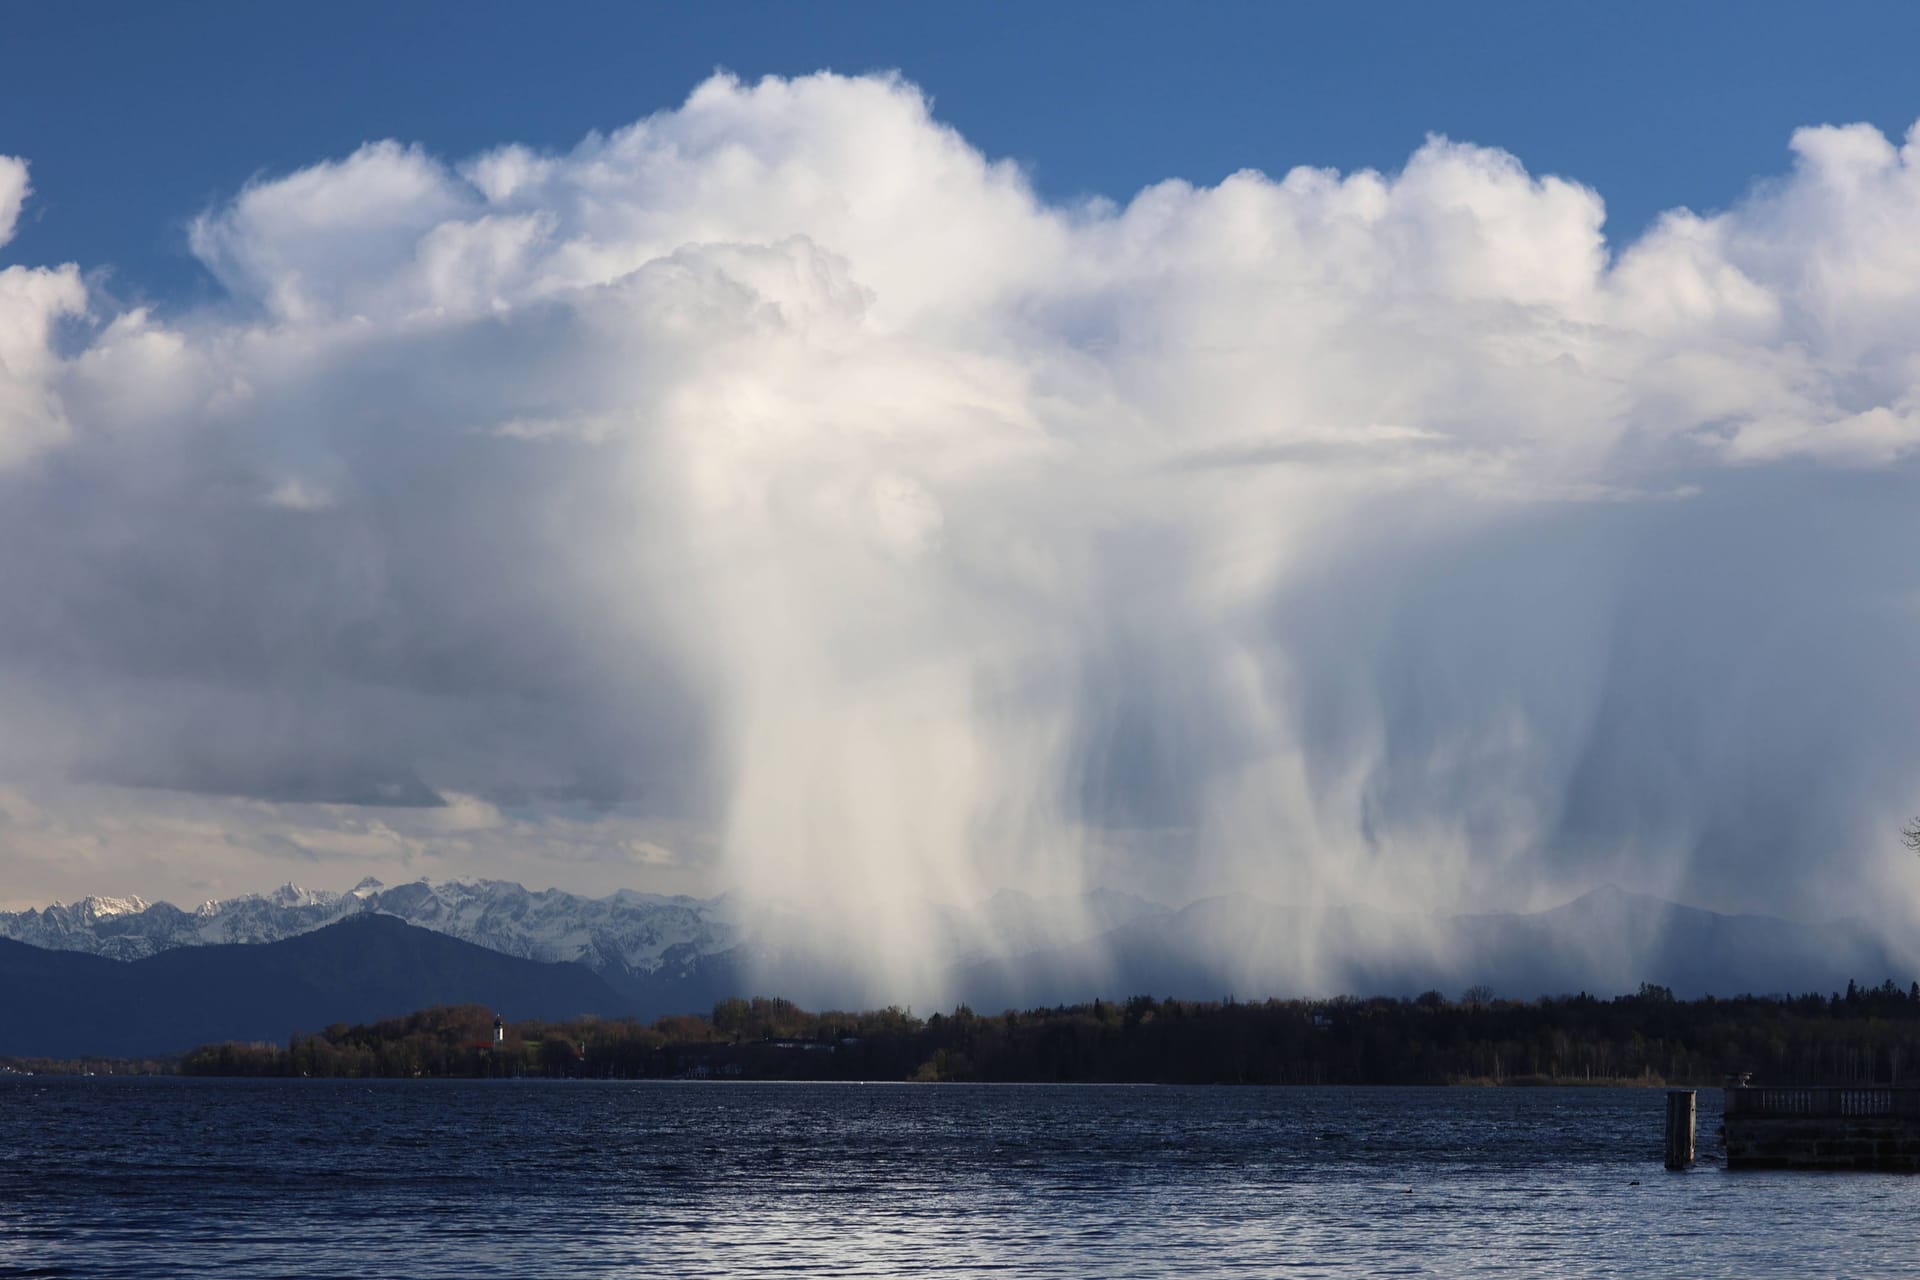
0,876,1165,1000
71,894,150,920
267,882,339,909
0,876,745,979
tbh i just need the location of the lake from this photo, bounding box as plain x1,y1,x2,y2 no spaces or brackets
1,1079,1912,1276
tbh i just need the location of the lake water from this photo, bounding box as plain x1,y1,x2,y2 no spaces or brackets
1,1079,1913,1277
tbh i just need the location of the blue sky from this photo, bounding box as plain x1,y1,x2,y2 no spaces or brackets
8,1,1920,304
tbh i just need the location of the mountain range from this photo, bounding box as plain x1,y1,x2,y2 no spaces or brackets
0,876,1162,1010
3,877,1914,1058
0,914,625,1058
0,876,742,978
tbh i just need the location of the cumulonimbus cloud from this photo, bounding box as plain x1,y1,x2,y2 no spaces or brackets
2,73,1919,986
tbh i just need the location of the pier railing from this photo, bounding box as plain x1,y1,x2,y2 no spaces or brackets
1725,1087,1920,1119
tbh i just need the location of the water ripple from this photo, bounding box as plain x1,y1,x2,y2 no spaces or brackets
0,1080,1913,1277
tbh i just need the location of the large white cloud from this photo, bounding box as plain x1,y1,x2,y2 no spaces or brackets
3,74,1920,991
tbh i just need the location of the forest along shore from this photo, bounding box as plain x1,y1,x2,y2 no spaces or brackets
11,981,1920,1085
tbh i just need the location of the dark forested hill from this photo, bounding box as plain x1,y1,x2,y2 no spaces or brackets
168,983,1920,1088
0,914,629,1057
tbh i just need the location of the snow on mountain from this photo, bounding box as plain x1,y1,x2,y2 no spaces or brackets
76,895,151,919
0,877,744,980
0,877,1157,997
344,877,741,981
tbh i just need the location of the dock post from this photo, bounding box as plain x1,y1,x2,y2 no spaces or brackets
1665,1089,1696,1169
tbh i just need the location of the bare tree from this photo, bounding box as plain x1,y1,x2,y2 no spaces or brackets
1906,818,1920,855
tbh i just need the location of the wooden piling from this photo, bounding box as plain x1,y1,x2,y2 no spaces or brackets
1665,1089,1696,1169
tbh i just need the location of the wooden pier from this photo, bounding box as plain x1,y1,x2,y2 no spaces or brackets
1724,1087,1920,1170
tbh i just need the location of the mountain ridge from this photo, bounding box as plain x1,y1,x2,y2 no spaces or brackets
5,877,1912,1024
0,914,629,1058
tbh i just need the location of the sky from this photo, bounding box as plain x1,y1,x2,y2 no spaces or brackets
3,3,1920,953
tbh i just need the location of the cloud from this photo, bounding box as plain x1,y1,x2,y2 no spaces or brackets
0,157,30,247
2,76,1920,993
0,155,88,468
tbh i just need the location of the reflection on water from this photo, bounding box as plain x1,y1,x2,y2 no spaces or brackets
0,1080,1913,1277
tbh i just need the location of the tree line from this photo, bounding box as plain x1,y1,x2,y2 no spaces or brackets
167,978,1920,1086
